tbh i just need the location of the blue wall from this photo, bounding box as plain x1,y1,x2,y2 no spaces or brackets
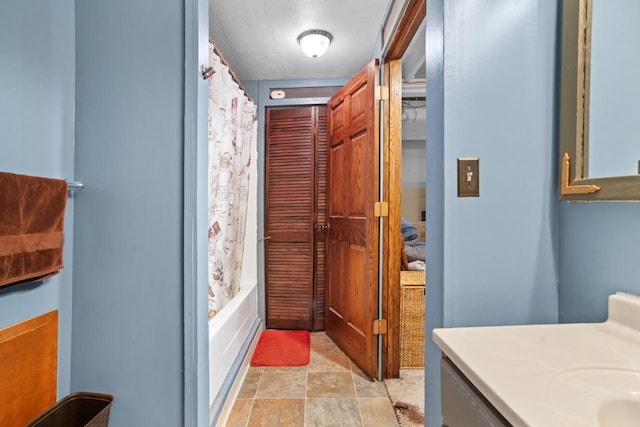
72,0,186,425
442,0,560,328
424,1,445,426
0,0,76,396
559,203,640,323
561,2,640,318
426,1,561,426
183,0,211,426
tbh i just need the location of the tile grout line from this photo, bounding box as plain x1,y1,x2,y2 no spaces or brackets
304,362,309,426
349,364,366,426
245,368,264,426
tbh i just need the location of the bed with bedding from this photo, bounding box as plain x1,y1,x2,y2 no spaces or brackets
401,218,425,271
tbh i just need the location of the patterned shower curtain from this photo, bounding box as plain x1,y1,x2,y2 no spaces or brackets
208,43,257,319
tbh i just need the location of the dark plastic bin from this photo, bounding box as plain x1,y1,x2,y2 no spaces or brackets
25,392,113,427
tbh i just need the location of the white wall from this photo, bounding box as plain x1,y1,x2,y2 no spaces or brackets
402,141,427,188
402,141,426,225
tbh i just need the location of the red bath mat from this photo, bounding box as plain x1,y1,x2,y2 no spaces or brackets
250,330,310,367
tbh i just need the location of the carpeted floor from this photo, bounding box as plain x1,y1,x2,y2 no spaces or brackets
384,369,425,426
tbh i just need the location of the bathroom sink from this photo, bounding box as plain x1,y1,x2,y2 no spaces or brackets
599,399,640,427
433,293,640,426
550,367,640,426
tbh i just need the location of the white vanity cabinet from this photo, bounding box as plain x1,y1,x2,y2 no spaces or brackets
441,356,511,427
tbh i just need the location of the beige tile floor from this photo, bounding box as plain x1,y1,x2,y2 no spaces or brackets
226,332,400,427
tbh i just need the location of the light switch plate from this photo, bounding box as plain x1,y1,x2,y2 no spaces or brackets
457,157,479,197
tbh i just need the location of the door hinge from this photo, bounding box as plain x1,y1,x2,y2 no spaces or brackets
375,85,389,101
373,319,387,335
374,201,389,217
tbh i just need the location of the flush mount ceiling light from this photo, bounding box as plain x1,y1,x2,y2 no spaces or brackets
297,30,333,58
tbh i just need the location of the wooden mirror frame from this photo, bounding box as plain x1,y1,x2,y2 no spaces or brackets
559,0,640,201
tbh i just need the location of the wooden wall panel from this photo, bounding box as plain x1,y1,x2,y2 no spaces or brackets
348,244,367,335
329,143,347,217
350,130,369,217
348,78,369,131
0,310,58,427
327,239,347,318
330,99,346,139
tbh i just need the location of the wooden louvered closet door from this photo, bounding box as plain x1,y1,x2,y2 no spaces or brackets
265,106,327,330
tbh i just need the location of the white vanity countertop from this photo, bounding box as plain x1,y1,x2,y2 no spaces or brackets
433,293,640,427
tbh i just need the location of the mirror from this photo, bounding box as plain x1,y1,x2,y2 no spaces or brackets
589,0,640,178
559,0,640,200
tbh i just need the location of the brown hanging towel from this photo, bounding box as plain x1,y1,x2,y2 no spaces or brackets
0,172,68,288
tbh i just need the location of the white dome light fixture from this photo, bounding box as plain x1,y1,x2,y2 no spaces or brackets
297,30,333,58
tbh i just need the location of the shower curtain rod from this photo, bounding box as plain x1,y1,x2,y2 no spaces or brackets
208,39,254,103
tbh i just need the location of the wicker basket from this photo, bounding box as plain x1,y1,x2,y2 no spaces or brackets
400,271,425,369
26,392,113,427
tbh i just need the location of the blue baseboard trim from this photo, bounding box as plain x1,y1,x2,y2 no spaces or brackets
209,317,261,426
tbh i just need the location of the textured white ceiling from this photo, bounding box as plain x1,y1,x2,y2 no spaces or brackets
210,0,393,81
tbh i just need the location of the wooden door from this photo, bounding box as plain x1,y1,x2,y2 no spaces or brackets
326,60,380,378
265,106,327,330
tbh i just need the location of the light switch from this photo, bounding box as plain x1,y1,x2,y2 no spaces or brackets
457,157,479,197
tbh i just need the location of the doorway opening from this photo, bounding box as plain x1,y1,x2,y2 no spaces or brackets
380,0,426,381
382,10,426,424
263,60,383,380
260,0,428,384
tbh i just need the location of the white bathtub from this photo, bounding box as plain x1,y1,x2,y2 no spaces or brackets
208,283,260,423
209,143,260,424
